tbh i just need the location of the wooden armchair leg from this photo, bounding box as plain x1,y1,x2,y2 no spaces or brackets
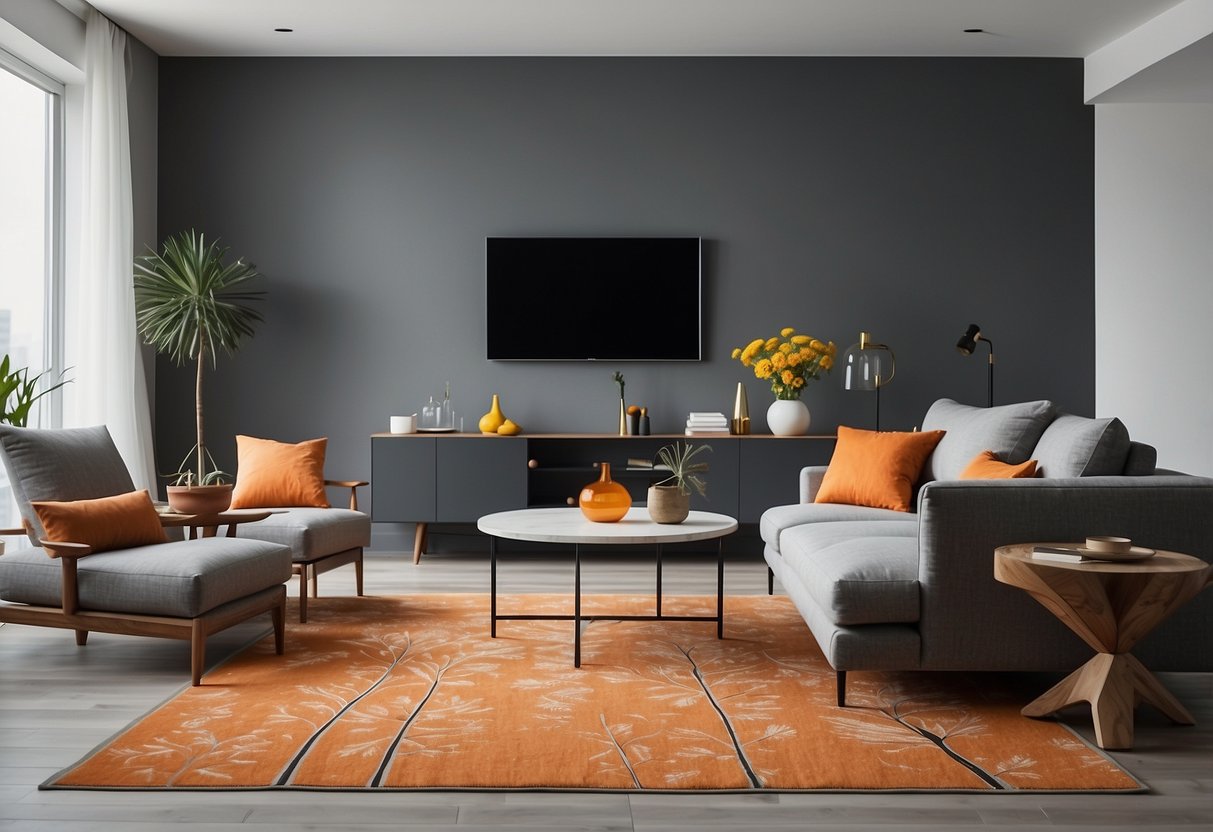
190,620,206,686
297,567,309,624
75,629,89,646
355,550,365,596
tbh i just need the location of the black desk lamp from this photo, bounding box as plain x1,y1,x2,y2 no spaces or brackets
956,323,994,407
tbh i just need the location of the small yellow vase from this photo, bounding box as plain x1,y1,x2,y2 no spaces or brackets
479,394,506,434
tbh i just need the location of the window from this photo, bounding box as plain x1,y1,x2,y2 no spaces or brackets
0,54,63,529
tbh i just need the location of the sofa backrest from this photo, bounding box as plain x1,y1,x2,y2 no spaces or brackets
1032,414,1131,477
920,398,1056,482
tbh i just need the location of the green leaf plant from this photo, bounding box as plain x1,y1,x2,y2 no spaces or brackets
133,230,264,486
0,354,71,427
655,441,711,498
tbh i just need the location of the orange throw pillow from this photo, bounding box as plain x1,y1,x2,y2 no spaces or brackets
31,489,167,552
230,435,330,509
815,426,946,512
960,450,1038,479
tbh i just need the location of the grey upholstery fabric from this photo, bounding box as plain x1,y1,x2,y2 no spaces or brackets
760,502,909,555
0,538,291,617
1122,441,1158,476
0,425,135,545
920,398,1055,482
916,476,1213,671
777,566,922,671
236,508,370,562
798,465,830,503
1032,414,1131,477
780,521,920,626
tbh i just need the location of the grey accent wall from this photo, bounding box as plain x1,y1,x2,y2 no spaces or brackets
156,57,1094,490
127,35,158,425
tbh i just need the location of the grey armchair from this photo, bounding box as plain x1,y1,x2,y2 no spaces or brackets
0,425,292,685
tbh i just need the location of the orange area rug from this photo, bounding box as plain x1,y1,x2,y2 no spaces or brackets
45,594,1142,792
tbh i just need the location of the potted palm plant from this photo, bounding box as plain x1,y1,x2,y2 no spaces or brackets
647,441,710,524
134,230,264,514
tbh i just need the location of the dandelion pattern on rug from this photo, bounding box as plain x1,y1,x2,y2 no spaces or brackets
47,594,1143,792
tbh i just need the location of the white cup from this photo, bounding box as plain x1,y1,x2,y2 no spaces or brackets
390,414,417,434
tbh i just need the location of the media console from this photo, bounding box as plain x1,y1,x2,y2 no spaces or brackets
370,433,835,563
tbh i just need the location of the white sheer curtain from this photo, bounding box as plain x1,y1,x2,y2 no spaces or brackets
71,10,157,492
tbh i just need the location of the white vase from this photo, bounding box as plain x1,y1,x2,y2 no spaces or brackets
766,399,811,436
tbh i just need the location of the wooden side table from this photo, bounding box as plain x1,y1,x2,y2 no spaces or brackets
994,543,1211,749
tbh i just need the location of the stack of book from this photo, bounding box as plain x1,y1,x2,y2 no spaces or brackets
685,411,730,436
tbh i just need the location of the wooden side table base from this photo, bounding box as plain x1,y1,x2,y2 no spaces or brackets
995,543,1210,750
1022,651,1195,750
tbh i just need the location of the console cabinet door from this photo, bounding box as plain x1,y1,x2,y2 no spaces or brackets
739,437,835,522
371,436,436,522
436,437,528,522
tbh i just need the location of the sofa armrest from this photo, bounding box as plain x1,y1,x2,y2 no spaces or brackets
914,475,1213,670
325,479,369,511
799,466,829,503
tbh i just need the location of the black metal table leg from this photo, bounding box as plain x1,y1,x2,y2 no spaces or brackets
656,542,663,617
717,537,724,639
490,535,497,638
574,543,582,668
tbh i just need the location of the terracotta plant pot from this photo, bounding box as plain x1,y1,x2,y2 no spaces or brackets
647,485,690,524
166,484,234,516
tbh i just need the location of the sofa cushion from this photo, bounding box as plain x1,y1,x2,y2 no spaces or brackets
814,426,945,512
0,538,291,617
1032,414,1131,478
236,508,370,562
1122,441,1158,476
779,520,920,626
0,425,136,546
920,398,1056,482
760,502,910,555
31,489,167,553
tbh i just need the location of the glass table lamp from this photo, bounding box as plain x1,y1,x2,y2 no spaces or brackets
843,331,896,430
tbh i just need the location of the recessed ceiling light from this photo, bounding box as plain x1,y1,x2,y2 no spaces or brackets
963,28,985,34
274,28,293,33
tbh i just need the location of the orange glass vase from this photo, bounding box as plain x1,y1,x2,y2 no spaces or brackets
578,462,631,522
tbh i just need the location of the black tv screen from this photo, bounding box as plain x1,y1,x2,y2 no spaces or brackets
486,237,702,361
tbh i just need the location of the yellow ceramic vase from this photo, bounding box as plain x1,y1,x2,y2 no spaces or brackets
479,394,506,434
578,462,631,523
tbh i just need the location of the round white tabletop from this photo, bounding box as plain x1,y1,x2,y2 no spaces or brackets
477,507,738,545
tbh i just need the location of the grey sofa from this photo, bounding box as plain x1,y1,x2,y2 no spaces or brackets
0,425,293,685
760,399,1213,704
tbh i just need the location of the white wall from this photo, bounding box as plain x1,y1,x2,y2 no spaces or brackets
1095,104,1213,475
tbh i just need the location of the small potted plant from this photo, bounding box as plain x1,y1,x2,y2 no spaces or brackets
134,230,263,515
647,441,710,524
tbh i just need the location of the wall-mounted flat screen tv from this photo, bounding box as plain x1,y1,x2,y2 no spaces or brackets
486,236,702,361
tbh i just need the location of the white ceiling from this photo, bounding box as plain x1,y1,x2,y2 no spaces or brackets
86,0,1185,58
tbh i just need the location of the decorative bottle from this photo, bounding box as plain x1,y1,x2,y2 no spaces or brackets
578,462,631,522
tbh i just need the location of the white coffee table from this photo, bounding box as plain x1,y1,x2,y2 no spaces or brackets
477,507,739,666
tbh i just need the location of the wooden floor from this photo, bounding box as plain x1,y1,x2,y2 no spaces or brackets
1,546,1210,831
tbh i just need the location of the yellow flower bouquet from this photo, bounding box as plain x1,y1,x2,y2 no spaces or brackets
731,327,836,400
